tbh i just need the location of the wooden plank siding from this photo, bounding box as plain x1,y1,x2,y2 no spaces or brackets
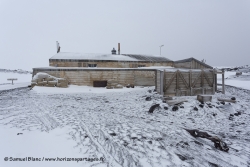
49,60,173,68
33,69,155,87
174,58,213,69
157,69,215,96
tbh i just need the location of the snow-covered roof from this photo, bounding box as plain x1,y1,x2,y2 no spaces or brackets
49,52,172,62
174,57,213,69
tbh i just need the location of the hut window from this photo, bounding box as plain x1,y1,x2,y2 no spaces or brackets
88,64,97,67
131,64,138,68
78,62,82,67
138,65,146,67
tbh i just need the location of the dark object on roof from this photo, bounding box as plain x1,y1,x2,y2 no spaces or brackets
174,57,213,69
111,48,116,55
122,54,172,62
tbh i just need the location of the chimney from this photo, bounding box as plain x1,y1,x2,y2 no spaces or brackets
56,41,60,53
111,48,116,55
118,43,120,55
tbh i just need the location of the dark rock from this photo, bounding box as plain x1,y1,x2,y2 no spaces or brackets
208,105,213,108
194,107,198,111
234,113,239,116
131,85,134,88
213,113,217,117
153,89,156,92
231,97,236,100
220,101,225,105
109,133,117,136
162,100,166,103
172,106,179,111
199,104,204,108
17,133,23,135
155,137,163,141
200,101,204,104
180,106,184,108
164,106,168,110
158,145,166,150
148,104,160,113
148,141,152,144
238,111,241,115
230,114,234,117
176,154,187,161
193,141,203,146
148,90,152,93
208,162,219,167
145,97,151,101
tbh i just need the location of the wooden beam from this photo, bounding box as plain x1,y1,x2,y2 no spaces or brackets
201,70,204,88
192,72,201,87
222,69,225,94
176,70,179,96
163,69,166,94
203,71,212,87
212,70,215,94
179,71,189,89
218,98,236,103
164,71,177,92
189,70,192,96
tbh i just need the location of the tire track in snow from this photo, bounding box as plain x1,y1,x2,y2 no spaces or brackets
80,122,122,167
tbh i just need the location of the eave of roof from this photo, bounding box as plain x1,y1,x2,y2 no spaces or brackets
49,52,173,62
174,57,213,69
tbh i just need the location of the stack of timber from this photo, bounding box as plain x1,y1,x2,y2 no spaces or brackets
106,80,123,89
31,72,69,88
57,78,69,88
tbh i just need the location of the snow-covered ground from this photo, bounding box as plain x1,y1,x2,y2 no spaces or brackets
0,69,32,91
217,71,250,90
0,69,250,167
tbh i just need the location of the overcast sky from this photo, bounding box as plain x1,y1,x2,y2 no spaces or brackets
0,0,249,71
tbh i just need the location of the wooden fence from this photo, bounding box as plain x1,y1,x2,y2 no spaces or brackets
156,69,215,96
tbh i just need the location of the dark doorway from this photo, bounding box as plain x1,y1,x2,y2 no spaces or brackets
93,81,107,87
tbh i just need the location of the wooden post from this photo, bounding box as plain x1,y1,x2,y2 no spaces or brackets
189,70,192,95
7,78,17,85
222,69,225,94
154,70,157,91
214,73,217,91
160,70,164,95
163,69,166,95
201,70,204,94
212,70,215,94
176,70,179,96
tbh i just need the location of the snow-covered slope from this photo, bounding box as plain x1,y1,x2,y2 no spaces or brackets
0,69,32,91
216,65,250,90
0,86,250,167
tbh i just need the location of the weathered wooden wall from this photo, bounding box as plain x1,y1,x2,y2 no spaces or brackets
33,69,155,86
174,62,191,69
49,60,173,68
157,69,215,96
174,59,213,69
